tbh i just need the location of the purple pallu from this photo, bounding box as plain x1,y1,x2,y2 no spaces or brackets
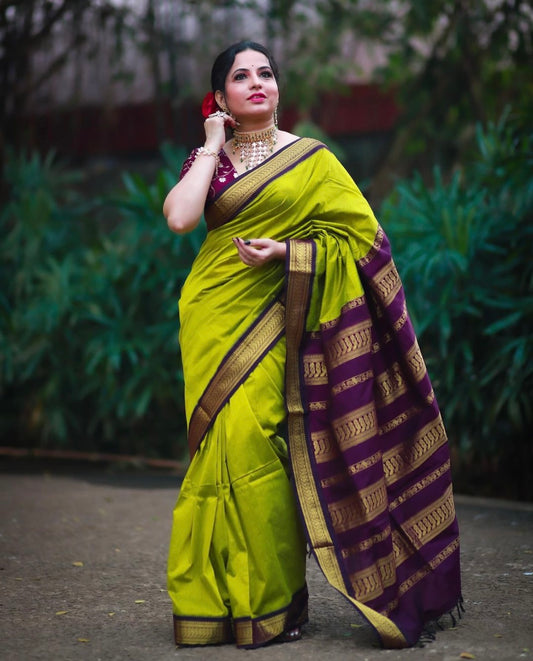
285,229,462,648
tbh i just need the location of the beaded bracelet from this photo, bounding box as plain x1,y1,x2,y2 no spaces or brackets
195,146,220,175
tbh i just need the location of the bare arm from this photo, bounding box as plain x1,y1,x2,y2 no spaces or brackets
163,112,237,234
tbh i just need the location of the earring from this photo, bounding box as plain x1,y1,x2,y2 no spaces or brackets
274,107,279,127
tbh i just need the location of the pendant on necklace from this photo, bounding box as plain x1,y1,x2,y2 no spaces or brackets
232,126,278,170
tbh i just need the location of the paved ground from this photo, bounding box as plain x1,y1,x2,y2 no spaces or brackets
1,459,532,661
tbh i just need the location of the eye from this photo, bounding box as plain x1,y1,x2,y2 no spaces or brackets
260,70,273,78
234,72,247,81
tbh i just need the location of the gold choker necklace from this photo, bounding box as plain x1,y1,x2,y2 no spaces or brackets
232,126,278,170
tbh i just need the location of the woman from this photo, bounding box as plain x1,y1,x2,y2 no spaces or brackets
164,41,462,650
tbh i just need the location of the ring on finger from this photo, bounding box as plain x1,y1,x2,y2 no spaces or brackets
208,111,226,118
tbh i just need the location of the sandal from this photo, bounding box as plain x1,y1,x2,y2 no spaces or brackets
276,627,302,643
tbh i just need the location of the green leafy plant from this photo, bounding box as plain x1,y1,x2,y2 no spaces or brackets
1,144,203,459
381,110,533,498
78,143,205,456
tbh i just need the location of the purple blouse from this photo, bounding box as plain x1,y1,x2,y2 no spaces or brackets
179,148,239,203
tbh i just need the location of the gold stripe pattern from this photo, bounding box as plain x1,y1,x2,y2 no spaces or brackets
405,340,428,383
328,478,387,533
378,404,420,436
372,260,402,308
394,301,409,332
320,295,366,331
342,295,368,313
401,484,456,550
341,524,392,558
188,300,285,455
173,616,233,646
349,550,397,602
326,319,373,368
391,483,456,567
233,608,305,648
398,537,460,599
309,400,328,411
382,598,400,617
311,430,338,464
375,362,408,408
331,369,373,395
344,595,407,648
320,451,382,489
392,528,415,566
383,415,448,484
303,353,328,385
332,401,378,451
389,459,451,511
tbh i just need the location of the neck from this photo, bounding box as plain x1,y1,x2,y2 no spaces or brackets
233,124,276,137
234,118,276,133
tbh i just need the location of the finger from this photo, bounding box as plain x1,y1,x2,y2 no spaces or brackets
233,238,263,266
233,237,249,258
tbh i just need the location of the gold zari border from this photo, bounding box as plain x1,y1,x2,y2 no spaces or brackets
328,478,388,533
357,226,385,268
208,138,324,228
173,616,233,646
188,299,285,456
325,319,373,368
383,415,448,485
332,401,378,451
284,238,408,649
349,550,397,602
372,260,402,307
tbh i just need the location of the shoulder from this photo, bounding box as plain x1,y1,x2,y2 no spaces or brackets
278,131,328,150
276,130,299,146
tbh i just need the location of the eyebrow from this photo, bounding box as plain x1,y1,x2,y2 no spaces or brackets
231,65,272,75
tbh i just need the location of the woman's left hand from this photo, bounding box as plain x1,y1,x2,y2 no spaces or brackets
232,237,286,266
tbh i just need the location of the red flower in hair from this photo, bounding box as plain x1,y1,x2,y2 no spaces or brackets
201,92,219,118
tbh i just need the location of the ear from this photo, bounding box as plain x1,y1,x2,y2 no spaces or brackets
214,90,226,111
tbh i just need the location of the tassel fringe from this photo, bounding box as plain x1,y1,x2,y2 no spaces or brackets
416,597,465,647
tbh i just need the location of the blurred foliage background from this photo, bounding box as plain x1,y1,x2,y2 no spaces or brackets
1,0,532,498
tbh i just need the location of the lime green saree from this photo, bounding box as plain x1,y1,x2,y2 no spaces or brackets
167,139,462,649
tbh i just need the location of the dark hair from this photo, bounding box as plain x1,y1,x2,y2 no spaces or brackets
210,41,280,93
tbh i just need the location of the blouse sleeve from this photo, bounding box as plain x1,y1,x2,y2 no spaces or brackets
178,148,199,181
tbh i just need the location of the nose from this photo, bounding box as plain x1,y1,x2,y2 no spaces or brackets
249,71,262,88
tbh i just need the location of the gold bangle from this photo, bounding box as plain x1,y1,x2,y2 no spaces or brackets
196,146,219,175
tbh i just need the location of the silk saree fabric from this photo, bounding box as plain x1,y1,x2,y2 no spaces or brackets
168,138,462,649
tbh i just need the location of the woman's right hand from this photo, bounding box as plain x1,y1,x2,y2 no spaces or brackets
203,111,238,152
164,110,238,235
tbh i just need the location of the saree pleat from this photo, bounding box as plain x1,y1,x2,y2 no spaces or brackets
168,138,461,650
168,337,308,648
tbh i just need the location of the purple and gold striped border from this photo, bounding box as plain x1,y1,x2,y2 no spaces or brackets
187,297,285,457
206,138,326,230
284,236,409,649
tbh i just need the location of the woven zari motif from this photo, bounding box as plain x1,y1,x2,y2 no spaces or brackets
285,228,461,649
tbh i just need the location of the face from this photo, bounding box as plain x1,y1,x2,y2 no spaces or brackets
216,49,279,122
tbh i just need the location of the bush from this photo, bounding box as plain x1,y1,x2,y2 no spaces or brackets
0,144,203,459
380,110,533,499
3,114,532,498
